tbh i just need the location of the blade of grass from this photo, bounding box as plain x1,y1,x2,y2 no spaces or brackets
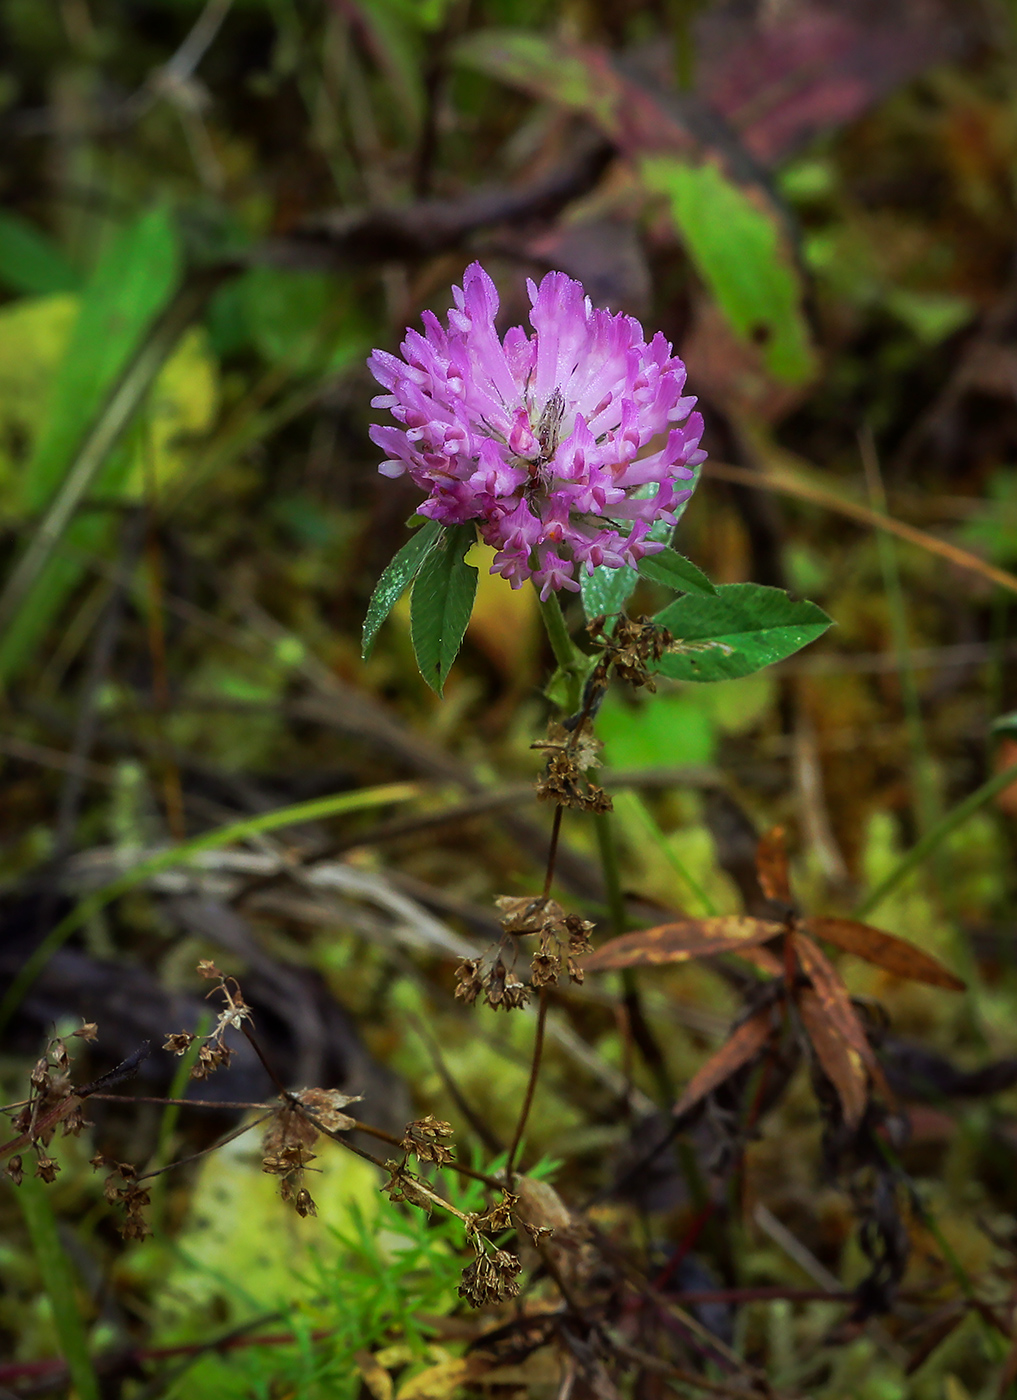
855,760,1017,920
860,429,939,833
147,1013,211,1228
0,780,420,1033
0,276,217,675
17,1173,100,1400
704,459,1017,598
613,788,717,917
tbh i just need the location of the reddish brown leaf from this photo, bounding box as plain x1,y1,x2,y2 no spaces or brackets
794,933,894,1105
584,917,785,972
804,917,965,991
756,826,791,904
797,987,868,1129
672,1007,774,1119
737,944,784,976
694,0,972,168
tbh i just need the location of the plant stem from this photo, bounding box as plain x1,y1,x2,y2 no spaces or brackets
505,988,548,1190
542,805,564,897
594,810,626,936
535,588,586,713
861,430,938,834
855,759,1017,919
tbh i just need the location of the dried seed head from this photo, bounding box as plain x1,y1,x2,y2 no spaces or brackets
536,753,612,813
588,615,673,690
458,1248,523,1307
97,1163,151,1239
34,1156,59,1183
454,958,485,1005
294,1188,317,1218
163,1031,197,1056
61,1104,91,1138
484,961,530,1011
564,915,594,955
473,1192,517,1236
6,1156,23,1186
382,1161,441,1214
190,1041,233,1080
533,719,613,813
116,1183,153,1241
495,895,595,991
72,1022,98,1042
530,949,560,987
401,1116,455,1166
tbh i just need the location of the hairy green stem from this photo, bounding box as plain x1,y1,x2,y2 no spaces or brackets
535,589,586,713
594,811,627,937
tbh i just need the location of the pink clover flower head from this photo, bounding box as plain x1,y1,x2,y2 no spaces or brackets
368,263,706,600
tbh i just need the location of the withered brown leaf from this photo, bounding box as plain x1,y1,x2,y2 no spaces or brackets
793,933,894,1106
804,917,965,991
584,916,785,972
672,1006,775,1119
797,986,868,1129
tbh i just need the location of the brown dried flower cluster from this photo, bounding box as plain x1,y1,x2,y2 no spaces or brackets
587,614,673,692
458,1246,522,1307
471,1190,517,1237
454,954,530,1011
92,1156,151,1240
261,1088,360,1217
401,1115,455,1165
497,896,594,988
163,963,252,1081
4,1029,95,1187
533,718,611,813
381,1159,448,1214
262,1105,319,1216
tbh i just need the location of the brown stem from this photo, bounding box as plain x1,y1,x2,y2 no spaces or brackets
240,1021,292,1100
505,987,549,1190
89,1093,276,1109
135,1112,275,1181
345,1118,504,1189
542,805,564,898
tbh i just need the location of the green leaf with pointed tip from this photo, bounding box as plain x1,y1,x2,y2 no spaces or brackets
18,1175,100,1400
22,205,181,515
641,155,814,384
653,582,831,681
579,497,691,626
580,561,638,624
362,519,441,658
410,523,478,693
638,547,716,597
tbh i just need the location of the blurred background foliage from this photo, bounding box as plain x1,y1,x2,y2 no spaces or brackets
5,0,1017,1396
